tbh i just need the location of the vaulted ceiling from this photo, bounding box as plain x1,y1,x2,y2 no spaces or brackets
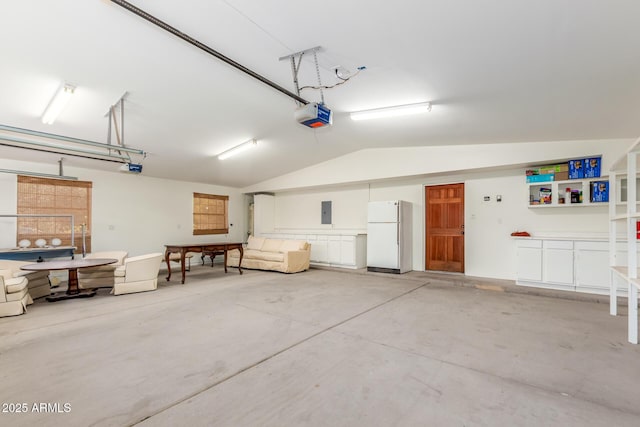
1,0,639,188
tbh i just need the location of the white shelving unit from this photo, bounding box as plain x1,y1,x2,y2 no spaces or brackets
609,136,640,344
528,178,609,208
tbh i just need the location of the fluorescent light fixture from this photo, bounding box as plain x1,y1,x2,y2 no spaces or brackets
42,83,76,125
217,139,257,160
350,102,432,121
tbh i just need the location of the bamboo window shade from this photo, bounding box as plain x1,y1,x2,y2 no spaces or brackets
193,193,228,235
17,175,92,253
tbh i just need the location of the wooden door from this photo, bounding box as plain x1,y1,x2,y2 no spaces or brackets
425,183,465,272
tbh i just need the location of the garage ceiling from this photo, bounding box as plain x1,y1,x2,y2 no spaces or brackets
1,0,639,188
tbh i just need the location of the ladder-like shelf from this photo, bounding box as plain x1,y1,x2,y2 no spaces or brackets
609,136,640,344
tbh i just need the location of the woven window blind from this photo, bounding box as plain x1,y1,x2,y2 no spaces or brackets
193,193,228,235
17,176,92,253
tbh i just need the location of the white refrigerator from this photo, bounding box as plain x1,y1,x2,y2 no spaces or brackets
367,200,412,273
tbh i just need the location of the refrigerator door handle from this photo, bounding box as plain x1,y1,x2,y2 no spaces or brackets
397,204,400,245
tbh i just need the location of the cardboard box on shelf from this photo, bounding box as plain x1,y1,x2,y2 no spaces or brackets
584,157,602,178
526,163,568,176
569,159,584,179
539,164,569,174
591,181,609,202
539,187,552,204
526,173,554,183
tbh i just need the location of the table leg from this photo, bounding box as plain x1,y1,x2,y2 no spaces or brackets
67,268,80,295
165,249,172,281
238,246,243,275
180,249,187,284
223,249,228,273
46,268,97,302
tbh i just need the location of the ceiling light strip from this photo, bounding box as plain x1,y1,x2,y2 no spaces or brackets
350,102,432,121
0,135,131,160
0,139,128,164
0,124,145,155
218,139,257,160
109,0,310,105
42,83,75,125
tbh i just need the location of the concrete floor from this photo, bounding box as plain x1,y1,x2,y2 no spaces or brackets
1,266,639,426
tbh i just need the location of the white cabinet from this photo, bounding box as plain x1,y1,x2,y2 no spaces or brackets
574,241,628,294
516,240,542,282
340,236,356,266
575,242,608,292
328,236,341,264
543,240,574,285
308,235,328,263
516,238,612,293
324,234,366,268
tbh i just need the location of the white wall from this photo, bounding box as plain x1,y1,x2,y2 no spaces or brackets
267,168,610,280
0,159,245,256
245,138,629,280
0,171,17,248
253,194,275,236
273,185,369,233
243,139,632,193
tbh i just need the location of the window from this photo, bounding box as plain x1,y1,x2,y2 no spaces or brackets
193,193,228,235
17,176,92,253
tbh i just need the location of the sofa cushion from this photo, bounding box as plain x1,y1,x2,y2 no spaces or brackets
261,239,284,253
280,240,307,253
5,276,28,294
244,250,284,262
5,287,29,302
247,236,265,250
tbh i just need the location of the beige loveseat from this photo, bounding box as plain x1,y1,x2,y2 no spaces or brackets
227,236,310,273
0,259,51,300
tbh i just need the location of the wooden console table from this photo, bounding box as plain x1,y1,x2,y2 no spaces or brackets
164,243,243,284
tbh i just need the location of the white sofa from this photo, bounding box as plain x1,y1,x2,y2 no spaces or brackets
78,251,128,289
0,260,51,300
227,236,310,273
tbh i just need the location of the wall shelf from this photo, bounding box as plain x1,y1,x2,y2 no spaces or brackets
527,177,609,208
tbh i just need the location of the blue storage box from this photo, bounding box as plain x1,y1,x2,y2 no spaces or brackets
591,181,609,202
584,157,602,178
526,173,554,183
568,159,584,179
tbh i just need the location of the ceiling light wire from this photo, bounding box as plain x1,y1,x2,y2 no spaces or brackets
299,66,365,91
220,0,294,52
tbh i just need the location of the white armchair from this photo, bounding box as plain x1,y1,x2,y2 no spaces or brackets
112,253,163,296
0,260,51,299
78,251,128,289
0,270,33,317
